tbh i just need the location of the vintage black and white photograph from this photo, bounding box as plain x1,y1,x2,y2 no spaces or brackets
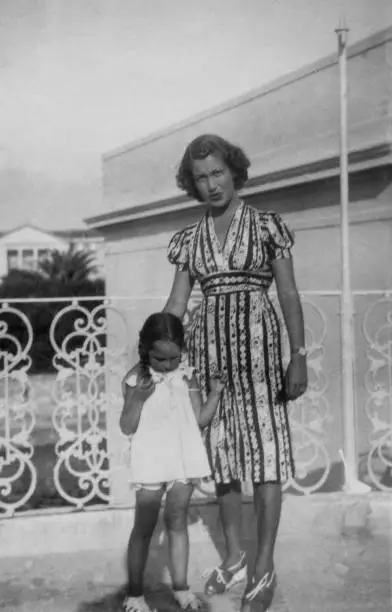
0,1,391,611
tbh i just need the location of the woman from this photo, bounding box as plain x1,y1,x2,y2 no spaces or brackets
163,134,307,611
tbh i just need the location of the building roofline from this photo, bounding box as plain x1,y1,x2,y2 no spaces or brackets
86,142,392,229
0,223,63,241
103,26,392,162
0,223,103,240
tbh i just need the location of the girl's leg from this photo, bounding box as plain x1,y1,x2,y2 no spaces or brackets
252,482,282,578
216,480,243,568
163,481,194,590
126,486,164,596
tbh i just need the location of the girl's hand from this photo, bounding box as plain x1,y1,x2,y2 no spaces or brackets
121,373,154,436
210,371,227,395
132,375,155,403
284,354,308,401
122,363,140,396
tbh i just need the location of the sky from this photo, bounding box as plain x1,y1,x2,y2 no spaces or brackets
0,0,391,231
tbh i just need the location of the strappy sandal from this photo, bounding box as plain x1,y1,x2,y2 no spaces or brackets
203,551,247,595
123,595,156,612
241,570,277,611
173,588,203,610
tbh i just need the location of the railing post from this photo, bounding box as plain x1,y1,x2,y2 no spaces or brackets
335,19,358,491
335,21,370,494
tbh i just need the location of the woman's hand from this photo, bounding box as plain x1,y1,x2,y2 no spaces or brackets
284,354,308,401
210,371,228,396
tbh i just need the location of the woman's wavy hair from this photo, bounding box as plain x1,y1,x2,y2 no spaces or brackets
176,134,251,202
138,312,185,379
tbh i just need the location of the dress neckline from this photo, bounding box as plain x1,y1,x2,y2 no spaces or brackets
207,200,245,267
149,362,192,384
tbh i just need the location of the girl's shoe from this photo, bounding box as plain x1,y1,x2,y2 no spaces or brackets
123,595,155,612
203,551,247,595
241,570,277,611
173,588,202,610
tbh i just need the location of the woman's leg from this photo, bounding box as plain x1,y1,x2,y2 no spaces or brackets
203,480,246,596
126,486,164,596
163,481,194,590
239,483,281,611
251,482,282,579
216,480,243,567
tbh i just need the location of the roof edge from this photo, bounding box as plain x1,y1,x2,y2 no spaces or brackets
0,223,65,241
0,223,104,240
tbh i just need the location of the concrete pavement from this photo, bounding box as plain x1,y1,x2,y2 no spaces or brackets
0,494,391,612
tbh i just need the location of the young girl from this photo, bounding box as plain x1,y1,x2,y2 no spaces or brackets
119,312,226,612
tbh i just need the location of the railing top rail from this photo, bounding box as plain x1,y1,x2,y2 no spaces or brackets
1,289,392,304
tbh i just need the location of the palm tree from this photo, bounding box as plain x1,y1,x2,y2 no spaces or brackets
38,242,98,284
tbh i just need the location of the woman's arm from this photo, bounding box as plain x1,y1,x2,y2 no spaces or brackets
163,269,194,320
121,270,193,393
272,257,305,353
272,257,308,400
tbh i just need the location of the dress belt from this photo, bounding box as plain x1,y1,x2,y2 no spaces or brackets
200,273,270,296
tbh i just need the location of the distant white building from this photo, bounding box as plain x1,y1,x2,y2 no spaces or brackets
0,224,105,279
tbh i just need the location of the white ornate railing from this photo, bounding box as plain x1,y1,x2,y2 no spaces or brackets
277,293,332,495
0,291,391,517
0,304,36,515
359,291,392,491
49,300,129,508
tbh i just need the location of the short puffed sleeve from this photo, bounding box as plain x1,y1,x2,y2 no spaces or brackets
265,212,295,260
167,226,192,271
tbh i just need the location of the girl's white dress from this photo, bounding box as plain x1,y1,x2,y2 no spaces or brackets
126,364,212,486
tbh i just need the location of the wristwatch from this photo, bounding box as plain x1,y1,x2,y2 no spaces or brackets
291,346,307,356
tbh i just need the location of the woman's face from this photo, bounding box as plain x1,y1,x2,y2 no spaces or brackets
191,153,235,209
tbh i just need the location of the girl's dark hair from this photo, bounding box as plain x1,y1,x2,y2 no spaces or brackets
138,312,185,378
176,134,251,202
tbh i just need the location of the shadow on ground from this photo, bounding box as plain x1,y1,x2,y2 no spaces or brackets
75,514,215,612
76,583,214,612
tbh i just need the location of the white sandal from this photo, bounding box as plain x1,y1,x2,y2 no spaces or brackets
123,595,156,612
173,588,202,610
202,551,247,595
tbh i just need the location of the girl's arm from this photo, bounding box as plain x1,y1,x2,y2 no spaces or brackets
119,374,155,436
188,373,224,428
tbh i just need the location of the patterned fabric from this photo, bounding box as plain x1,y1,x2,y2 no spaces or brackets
167,202,295,484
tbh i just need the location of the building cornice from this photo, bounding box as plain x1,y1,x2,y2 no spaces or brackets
86,142,392,230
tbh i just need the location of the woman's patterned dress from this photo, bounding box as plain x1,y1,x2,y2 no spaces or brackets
167,202,295,485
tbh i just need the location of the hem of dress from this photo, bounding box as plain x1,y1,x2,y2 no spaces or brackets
211,473,295,486
129,476,209,491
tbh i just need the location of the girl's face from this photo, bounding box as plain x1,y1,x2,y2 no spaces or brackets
191,153,236,209
148,340,182,373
